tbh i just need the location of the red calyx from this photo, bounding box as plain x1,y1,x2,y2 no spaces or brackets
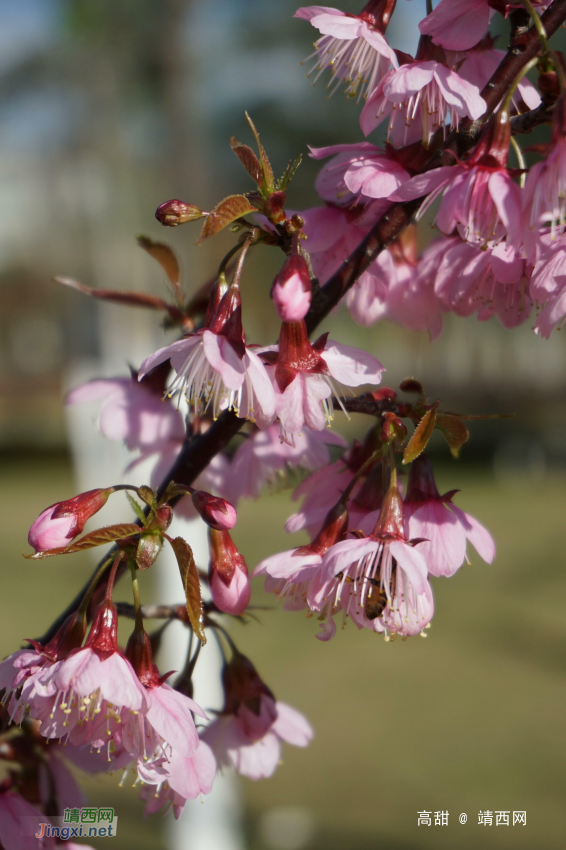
207,284,246,359
205,272,229,327
84,602,119,659
274,320,329,392
221,650,274,717
209,528,247,587
372,474,405,540
50,488,112,540
26,610,87,662
125,627,166,688
295,500,349,558
468,110,511,170
360,0,397,32
352,461,387,513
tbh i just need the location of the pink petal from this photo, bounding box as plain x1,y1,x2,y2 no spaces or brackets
145,685,202,757
138,337,198,380
489,171,522,246
303,376,332,431
244,349,276,422
419,0,491,51
388,167,455,203
309,141,377,159
294,6,345,22
344,158,409,199
450,505,496,563
253,549,321,579
202,330,245,390
407,502,467,577
433,64,486,119
383,62,435,101
360,25,398,64
388,540,428,593
491,242,524,284
65,378,128,406
323,341,384,387
272,702,314,746
276,375,309,435
311,13,363,39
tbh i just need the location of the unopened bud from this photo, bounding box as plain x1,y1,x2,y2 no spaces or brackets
28,488,113,552
209,529,251,616
155,199,204,227
192,491,237,531
136,533,163,570
271,254,312,323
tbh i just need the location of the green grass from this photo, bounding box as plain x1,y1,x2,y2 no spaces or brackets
1,456,565,848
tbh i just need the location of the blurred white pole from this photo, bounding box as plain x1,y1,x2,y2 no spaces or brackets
65,351,244,850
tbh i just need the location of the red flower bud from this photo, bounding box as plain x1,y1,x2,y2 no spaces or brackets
28,488,113,553
192,491,237,531
209,529,250,616
155,199,204,226
271,255,312,323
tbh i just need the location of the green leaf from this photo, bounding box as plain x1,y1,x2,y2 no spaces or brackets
169,537,206,644
136,486,156,511
277,154,302,191
245,112,275,197
126,492,147,524
403,409,437,464
198,195,258,243
25,524,141,559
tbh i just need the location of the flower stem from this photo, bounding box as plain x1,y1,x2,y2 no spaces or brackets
520,0,548,52
500,56,541,116
129,561,144,633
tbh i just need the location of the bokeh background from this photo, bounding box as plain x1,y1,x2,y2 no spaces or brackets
1,1,565,848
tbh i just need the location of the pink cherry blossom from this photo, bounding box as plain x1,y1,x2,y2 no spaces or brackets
404,455,495,577
66,376,184,452
390,115,520,248
433,238,533,328
221,423,345,505
295,5,397,101
310,142,410,207
263,320,384,441
202,701,313,780
523,98,566,243
0,790,55,850
361,59,486,146
28,507,76,553
138,741,216,818
533,282,566,337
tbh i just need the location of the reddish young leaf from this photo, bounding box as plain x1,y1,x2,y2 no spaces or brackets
403,408,437,464
25,523,141,559
436,413,470,458
54,277,185,323
245,112,275,196
198,195,257,243
136,236,182,302
169,537,206,644
230,137,262,186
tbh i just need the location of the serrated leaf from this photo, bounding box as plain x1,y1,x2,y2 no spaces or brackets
436,413,470,458
277,154,302,191
245,112,275,197
169,537,206,644
230,138,262,186
198,195,258,243
403,409,437,464
126,492,147,524
25,524,141,559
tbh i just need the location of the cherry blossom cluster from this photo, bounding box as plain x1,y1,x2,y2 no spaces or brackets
3,0,566,844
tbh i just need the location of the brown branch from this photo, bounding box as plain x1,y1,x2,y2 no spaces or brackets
511,102,555,133
38,0,566,645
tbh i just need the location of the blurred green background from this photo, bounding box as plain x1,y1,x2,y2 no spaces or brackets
1,1,566,848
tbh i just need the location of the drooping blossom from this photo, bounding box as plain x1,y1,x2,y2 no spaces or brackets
433,237,534,328
221,423,346,505
390,110,521,248
404,454,495,577
138,282,275,426
530,239,566,336
523,96,566,243
310,142,410,207
138,741,216,818
361,47,486,146
295,3,398,101
308,471,433,639
208,529,251,616
254,498,350,611
260,319,384,441
28,489,112,553
201,651,313,780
